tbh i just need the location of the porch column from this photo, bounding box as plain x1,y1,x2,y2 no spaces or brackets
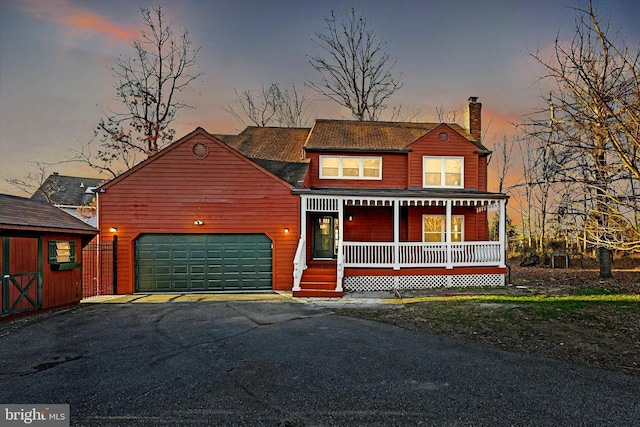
300,196,307,241
446,200,453,269
393,199,400,270
336,198,344,292
499,199,506,268
293,196,308,292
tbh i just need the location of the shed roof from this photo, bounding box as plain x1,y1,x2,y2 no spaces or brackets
31,174,103,207
0,194,99,234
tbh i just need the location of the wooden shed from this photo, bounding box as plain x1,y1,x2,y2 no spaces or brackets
1,194,99,319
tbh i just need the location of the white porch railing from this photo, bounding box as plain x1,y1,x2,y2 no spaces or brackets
292,236,307,291
343,241,502,268
450,242,502,266
343,242,395,267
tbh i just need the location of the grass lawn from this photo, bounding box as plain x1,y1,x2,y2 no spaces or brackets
337,264,640,375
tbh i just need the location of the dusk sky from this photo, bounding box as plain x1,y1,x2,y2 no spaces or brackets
1,0,639,196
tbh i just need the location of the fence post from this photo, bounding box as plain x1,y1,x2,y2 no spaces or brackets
112,235,118,295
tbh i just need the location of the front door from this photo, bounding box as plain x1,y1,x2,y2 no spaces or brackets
312,215,339,259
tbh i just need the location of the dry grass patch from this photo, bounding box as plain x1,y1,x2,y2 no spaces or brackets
338,264,640,375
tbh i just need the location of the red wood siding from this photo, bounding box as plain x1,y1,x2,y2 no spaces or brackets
99,130,300,293
305,152,408,188
407,125,481,189
477,156,488,192
41,234,83,309
344,207,394,241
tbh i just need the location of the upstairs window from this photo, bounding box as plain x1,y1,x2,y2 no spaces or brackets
320,156,382,179
423,156,464,188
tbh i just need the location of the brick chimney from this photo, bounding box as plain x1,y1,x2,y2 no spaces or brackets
464,96,482,142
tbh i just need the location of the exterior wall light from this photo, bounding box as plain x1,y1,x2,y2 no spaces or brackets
348,216,353,222
109,227,118,233
284,228,289,233
194,220,204,226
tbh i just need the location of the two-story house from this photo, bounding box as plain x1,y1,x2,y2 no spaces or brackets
98,97,508,297
32,173,102,227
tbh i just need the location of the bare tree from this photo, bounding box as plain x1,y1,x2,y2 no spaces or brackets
273,83,315,127
435,105,459,124
387,104,422,122
492,135,515,194
225,84,280,128
528,1,640,275
5,162,63,201
308,8,403,121
92,6,202,175
225,82,313,129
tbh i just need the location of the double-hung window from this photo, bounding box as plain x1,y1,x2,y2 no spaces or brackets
423,156,463,188
422,215,464,242
320,156,382,179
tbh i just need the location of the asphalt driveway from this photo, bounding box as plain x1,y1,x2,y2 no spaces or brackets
1,297,639,426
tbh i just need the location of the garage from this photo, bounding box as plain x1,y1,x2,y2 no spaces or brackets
135,234,272,292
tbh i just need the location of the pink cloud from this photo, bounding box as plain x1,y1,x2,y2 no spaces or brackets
19,0,137,43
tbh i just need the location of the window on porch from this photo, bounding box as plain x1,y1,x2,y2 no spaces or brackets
423,157,463,188
422,215,464,242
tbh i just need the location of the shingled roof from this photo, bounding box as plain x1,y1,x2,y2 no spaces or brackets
215,127,310,162
31,174,103,206
304,120,486,151
215,127,311,186
0,194,98,234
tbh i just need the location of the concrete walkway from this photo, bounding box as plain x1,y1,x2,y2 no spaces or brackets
82,291,403,308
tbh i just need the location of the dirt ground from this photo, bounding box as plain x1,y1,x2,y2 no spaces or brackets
338,258,640,375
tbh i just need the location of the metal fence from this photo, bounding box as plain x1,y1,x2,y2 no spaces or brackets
82,238,116,299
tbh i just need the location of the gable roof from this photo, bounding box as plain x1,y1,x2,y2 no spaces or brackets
31,174,103,206
99,127,301,192
0,193,98,234
304,120,487,151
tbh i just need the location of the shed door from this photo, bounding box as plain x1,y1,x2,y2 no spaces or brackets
135,234,272,292
1,236,42,316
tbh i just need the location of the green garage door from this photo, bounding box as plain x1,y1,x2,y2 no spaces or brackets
135,234,272,292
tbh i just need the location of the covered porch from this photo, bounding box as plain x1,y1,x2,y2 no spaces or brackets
292,189,508,295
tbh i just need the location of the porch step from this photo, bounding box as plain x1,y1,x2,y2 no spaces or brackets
295,267,341,298
301,267,337,281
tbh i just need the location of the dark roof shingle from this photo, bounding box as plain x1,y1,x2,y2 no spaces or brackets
215,127,311,186
215,127,310,162
31,174,103,206
304,120,486,151
1,194,98,234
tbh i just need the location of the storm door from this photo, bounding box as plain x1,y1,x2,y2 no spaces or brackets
312,215,339,259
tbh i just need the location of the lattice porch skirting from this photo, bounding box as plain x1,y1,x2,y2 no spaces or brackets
344,273,505,292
